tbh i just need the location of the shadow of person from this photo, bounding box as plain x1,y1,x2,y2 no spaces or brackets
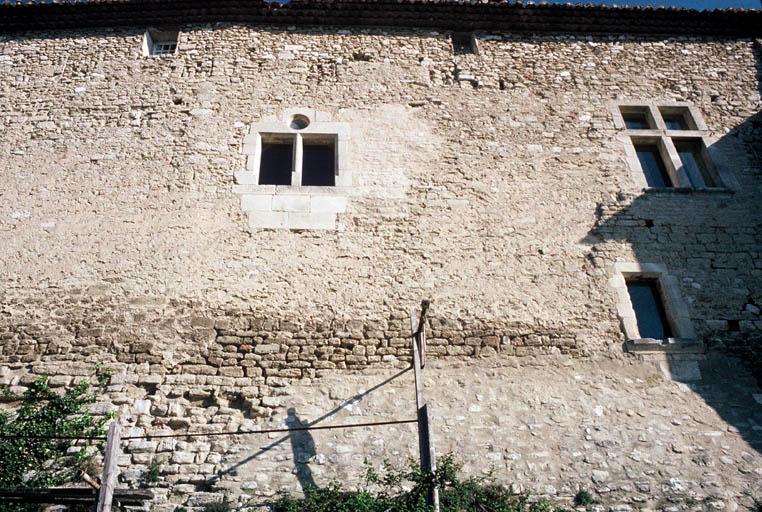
285,407,318,493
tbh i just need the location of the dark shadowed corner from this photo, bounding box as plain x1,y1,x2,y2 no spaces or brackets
583,39,762,455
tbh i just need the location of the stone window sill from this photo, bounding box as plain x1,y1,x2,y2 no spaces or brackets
625,337,704,354
642,187,734,195
233,182,350,196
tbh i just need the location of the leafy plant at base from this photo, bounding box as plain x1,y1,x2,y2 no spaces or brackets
0,373,112,511
203,499,233,512
143,459,161,486
271,454,547,512
574,489,595,507
529,499,555,512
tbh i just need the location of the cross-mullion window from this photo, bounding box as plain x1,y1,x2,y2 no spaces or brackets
617,103,725,190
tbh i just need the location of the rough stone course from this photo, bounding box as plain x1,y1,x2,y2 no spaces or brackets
0,24,761,509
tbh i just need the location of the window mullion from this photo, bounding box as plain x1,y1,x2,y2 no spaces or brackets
648,104,665,130
661,136,691,187
293,133,303,188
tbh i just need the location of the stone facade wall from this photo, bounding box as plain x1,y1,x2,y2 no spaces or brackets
1,25,761,510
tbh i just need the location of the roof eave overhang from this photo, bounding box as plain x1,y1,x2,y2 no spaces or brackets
1,1,761,37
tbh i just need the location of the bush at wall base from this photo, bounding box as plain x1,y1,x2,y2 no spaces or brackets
270,454,559,512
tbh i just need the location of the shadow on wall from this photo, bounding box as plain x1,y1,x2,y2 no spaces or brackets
286,407,317,493
210,368,410,493
583,41,762,454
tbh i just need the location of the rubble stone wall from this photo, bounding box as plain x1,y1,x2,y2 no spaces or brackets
0,25,761,509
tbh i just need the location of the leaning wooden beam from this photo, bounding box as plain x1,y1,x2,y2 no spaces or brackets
410,302,439,512
96,422,121,512
79,470,100,490
417,300,430,368
410,307,425,411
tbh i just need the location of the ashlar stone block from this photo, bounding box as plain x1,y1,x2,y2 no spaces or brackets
271,194,310,212
240,194,273,212
310,195,347,213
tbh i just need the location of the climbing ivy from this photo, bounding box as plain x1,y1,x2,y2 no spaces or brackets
0,371,112,510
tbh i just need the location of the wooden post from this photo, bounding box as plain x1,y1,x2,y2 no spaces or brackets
97,422,120,512
411,303,439,512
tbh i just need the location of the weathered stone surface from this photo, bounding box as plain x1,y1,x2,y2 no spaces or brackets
0,22,760,511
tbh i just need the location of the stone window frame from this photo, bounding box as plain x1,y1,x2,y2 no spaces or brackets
236,108,351,192
609,262,702,353
611,100,736,192
232,108,351,231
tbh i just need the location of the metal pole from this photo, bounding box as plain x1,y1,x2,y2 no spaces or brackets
411,302,439,512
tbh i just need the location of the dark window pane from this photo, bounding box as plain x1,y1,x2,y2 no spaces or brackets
302,143,335,186
634,144,672,187
622,112,650,129
152,42,177,55
663,114,689,130
147,29,179,55
626,280,672,340
259,141,293,185
452,32,475,55
675,140,713,188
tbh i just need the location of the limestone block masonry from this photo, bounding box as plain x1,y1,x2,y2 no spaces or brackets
0,23,761,511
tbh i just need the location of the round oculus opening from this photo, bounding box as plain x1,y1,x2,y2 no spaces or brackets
289,114,310,130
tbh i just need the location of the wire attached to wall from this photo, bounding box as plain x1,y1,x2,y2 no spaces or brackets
0,418,418,442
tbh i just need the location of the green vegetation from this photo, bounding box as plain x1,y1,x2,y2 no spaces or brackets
0,372,112,511
203,499,233,512
573,489,595,507
271,454,559,512
144,459,161,485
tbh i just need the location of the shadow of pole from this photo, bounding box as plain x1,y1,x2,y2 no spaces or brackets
210,367,411,482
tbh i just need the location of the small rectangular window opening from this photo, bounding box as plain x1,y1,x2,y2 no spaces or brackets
621,107,653,129
659,107,694,130
145,28,179,56
451,32,476,55
634,143,672,188
626,279,673,340
301,135,336,187
674,139,714,188
259,134,294,186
